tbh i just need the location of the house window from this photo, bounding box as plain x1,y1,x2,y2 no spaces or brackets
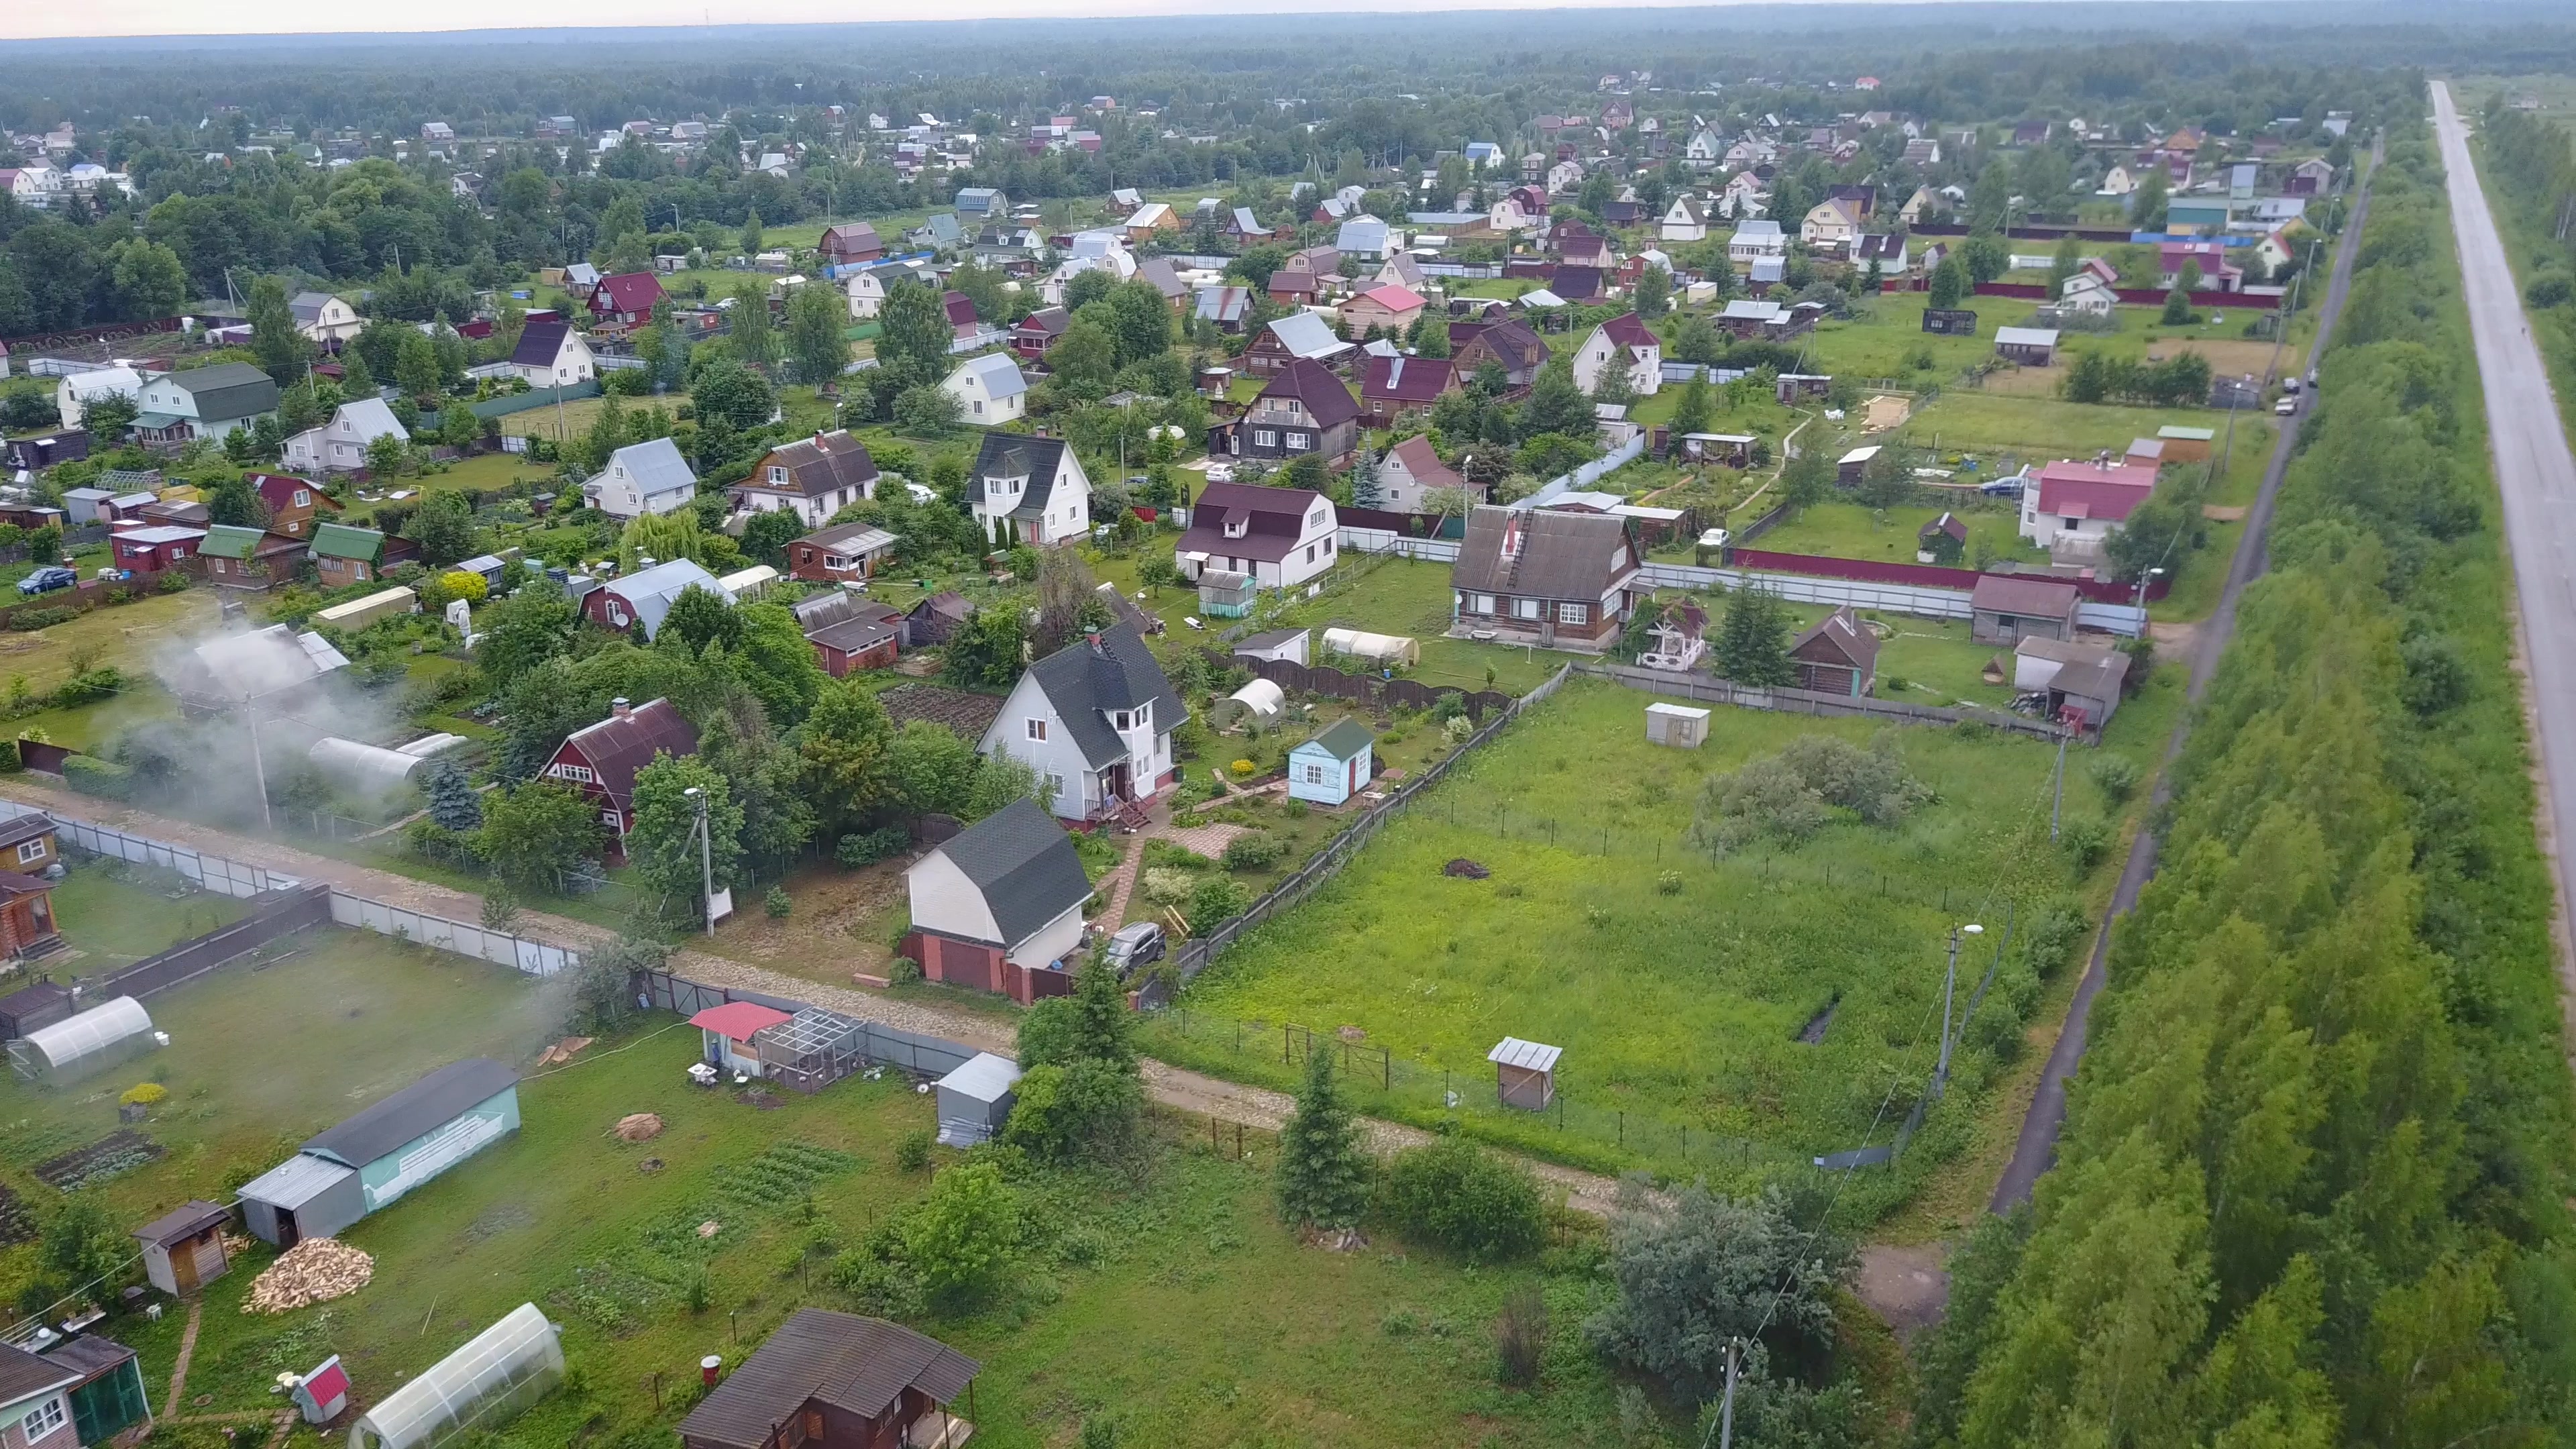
1135,702,1149,730
1113,710,1130,731
1512,598,1540,620
1303,763,1328,784
1026,718,1048,741
292,489,310,506
14,841,43,865
1252,429,1277,448
1304,543,1317,563
1558,602,1589,625
20,1396,64,1441
2061,516,2078,529
1287,432,1310,451
550,763,596,784
602,810,623,830
354,562,369,581
770,466,788,484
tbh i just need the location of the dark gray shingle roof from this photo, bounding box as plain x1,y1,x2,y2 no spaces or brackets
937,798,1092,947
1024,623,1187,769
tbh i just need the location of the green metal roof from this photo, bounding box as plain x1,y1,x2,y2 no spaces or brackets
1297,717,1375,762
311,521,384,561
199,525,266,560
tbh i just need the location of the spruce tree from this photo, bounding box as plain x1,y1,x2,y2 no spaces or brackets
424,759,484,830
1713,587,1793,687
1350,448,1385,511
1276,1044,1368,1236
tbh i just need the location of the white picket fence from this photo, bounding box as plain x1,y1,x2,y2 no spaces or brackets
49,812,578,978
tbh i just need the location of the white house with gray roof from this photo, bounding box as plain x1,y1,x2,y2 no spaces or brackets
977,624,1187,822
282,396,407,474
289,290,364,347
904,797,1093,1001
588,437,698,523
967,431,1089,547
941,354,1028,425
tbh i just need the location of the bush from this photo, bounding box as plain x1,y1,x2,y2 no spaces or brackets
894,1129,933,1173
2019,902,2092,977
765,885,792,918
2089,755,2139,804
835,825,912,868
1375,1138,1546,1263
2059,818,2111,873
62,753,131,800
888,956,924,985
1187,875,1251,929
156,570,190,594
9,606,76,632
118,1082,167,1108
0,739,19,773
1495,1284,1549,1387
1220,830,1284,871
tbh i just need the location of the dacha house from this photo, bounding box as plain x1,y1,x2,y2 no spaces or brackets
541,696,700,858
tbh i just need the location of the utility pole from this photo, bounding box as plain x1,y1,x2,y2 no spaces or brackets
1937,923,1982,1096
1718,1338,1741,1449
2049,733,2068,842
686,786,714,936
246,706,272,832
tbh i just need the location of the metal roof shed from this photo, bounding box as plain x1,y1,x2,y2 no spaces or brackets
133,1199,232,1296
934,1053,1024,1146
7,996,156,1083
236,1152,364,1246
1488,1036,1562,1111
348,1303,564,1449
303,1058,521,1217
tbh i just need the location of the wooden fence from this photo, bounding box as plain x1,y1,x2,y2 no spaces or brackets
1573,661,2072,741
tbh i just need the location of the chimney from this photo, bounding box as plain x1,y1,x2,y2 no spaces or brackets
612,697,631,719
813,431,827,448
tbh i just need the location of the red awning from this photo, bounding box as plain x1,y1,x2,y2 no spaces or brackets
690,1002,793,1042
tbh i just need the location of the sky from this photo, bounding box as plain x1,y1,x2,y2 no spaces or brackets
11,0,1981,43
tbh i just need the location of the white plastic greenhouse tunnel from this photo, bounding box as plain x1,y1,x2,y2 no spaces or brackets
7,996,156,1083
1208,677,1285,731
347,1303,564,1449
1321,628,1419,667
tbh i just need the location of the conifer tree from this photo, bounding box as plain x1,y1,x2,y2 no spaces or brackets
1276,1045,1368,1236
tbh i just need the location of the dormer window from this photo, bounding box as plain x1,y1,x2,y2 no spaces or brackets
769,466,787,484
1223,518,1248,539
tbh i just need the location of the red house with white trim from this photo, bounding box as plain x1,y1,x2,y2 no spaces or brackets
588,271,667,328
541,697,700,862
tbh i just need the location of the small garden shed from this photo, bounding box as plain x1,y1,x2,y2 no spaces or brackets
1489,1036,1562,1111
1644,702,1710,748
133,1199,231,1296
1198,569,1256,619
935,1053,1024,1147
691,1002,792,1079
1288,719,1376,807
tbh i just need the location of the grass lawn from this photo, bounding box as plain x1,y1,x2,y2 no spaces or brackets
46,857,250,969
1749,500,2039,570
1898,389,2275,468
0,586,217,702
1269,558,1562,695
59,971,1658,1449
497,395,610,442
1157,678,2141,1210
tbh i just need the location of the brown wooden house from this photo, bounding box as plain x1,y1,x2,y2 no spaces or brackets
0,871,62,961
246,473,343,539
786,523,898,585
678,1309,979,1449
1787,606,1879,696
0,813,60,876
541,698,700,862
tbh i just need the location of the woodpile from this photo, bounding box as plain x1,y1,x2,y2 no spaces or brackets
614,1113,663,1142
243,1238,374,1314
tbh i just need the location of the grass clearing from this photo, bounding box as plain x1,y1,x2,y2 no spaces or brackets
1158,677,2144,1211
1749,499,2038,569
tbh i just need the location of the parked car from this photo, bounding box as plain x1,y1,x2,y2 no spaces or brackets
1978,476,2027,496
15,566,76,597
1202,461,1234,484
2273,396,2298,416
1104,920,1165,973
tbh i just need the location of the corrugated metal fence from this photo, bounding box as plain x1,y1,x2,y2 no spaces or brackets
632,970,981,1079
99,884,335,1000
48,814,285,898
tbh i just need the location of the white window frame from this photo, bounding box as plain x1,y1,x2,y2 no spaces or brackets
1558,602,1589,625
292,488,311,506
21,1395,64,1441
14,840,44,865
1286,432,1310,451
1303,762,1329,784
1134,702,1149,730
1252,429,1277,448
1026,718,1048,741
1511,597,1541,621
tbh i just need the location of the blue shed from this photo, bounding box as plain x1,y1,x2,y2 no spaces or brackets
1288,718,1376,807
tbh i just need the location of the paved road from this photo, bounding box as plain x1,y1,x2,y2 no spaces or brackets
2432,81,2576,1055
1986,144,2379,1214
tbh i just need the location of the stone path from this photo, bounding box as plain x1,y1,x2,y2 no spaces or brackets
9,782,1629,1218
160,1299,201,1418
1093,834,1146,934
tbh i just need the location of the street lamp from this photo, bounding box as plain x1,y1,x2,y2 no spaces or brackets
684,786,714,937
2133,564,2164,613
1936,922,1984,1095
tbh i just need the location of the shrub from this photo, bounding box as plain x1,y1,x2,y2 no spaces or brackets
765,885,792,918
2089,755,2139,804
1656,870,1682,895
0,739,18,773
1495,1284,1549,1387
901,1160,1020,1307
894,1129,933,1173
62,754,131,800
1220,831,1284,871
2059,818,2111,873
156,570,190,594
835,825,914,868
889,955,924,985
118,1082,167,1108
9,606,76,632
478,890,522,933
2019,902,2091,977
1229,758,1257,777
1187,875,1251,929
1691,733,1928,855
1376,1138,1546,1263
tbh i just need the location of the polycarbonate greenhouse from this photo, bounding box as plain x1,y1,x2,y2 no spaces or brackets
7,996,154,1083
347,1304,563,1449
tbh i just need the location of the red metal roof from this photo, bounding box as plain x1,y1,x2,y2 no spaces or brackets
588,271,665,317
2034,460,2158,523
1599,312,1658,348
690,1001,793,1042
1360,354,1457,405
302,1359,350,1405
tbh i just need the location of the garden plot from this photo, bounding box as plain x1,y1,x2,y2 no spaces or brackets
1163,679,2130,1208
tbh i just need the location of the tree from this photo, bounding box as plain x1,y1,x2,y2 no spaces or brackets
901,1159,1018,1307
659,584,744,655
690,357,775,431
1350,447,1385,510
104,237,186,321
1969,160,2013,233
1960,233,2010,285
248,276,311,386
2130,168,2170,231
2161,287,2194,326
337,344,376,398
786,281,851,385
1275,1044,1368,1236
892,384,961,435
728,602,827,727
942,606,1025,690
476,577,576,690
1007,961,1142,1162
1519,358,1593,439
404,490,476,564
1713,586,1792,686
1670,375,1713,437
365,431,407,480
739,209,764,255
799,676,896,837
478,780,599,890
1103,279,1173,366
1672,311,1722,366
730,283,777,370
1633,263,1671,320
1927,254,1970,310
965,749,1055,818
740,507,805,564
627,752,744,909
423,759,484,831
2047,234,2082,297
1586,1182,1847,1398
206,473,267,529
390,329,442,402
17,1199,129,1318
886,719,981,817
875,280,953,387
1047,318,1118,396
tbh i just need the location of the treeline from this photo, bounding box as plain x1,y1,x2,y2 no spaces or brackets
1913,107,2576,1448
2477,102,2576,310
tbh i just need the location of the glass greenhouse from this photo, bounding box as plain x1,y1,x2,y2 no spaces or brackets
347,1304,562,1449
7,996,154,1083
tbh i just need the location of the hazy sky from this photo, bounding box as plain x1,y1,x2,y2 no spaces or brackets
12,0,1851,42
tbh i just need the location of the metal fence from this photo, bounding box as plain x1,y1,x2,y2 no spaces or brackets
46,814,288,898
327,893,578,978
1511,434,1648,511
1575,661,2072,743
632,969,982,1079
98,884,335,1000
1144,662,1574,1002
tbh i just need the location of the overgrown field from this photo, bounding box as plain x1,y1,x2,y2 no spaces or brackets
1911,110,2576,1449
1161,679,2145,1218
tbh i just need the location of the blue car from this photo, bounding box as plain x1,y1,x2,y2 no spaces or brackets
15,566,76,597
1978,477,2027,498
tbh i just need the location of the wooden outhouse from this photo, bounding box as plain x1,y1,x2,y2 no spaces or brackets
1489,1037,1562,1112
133,1200,231,1296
